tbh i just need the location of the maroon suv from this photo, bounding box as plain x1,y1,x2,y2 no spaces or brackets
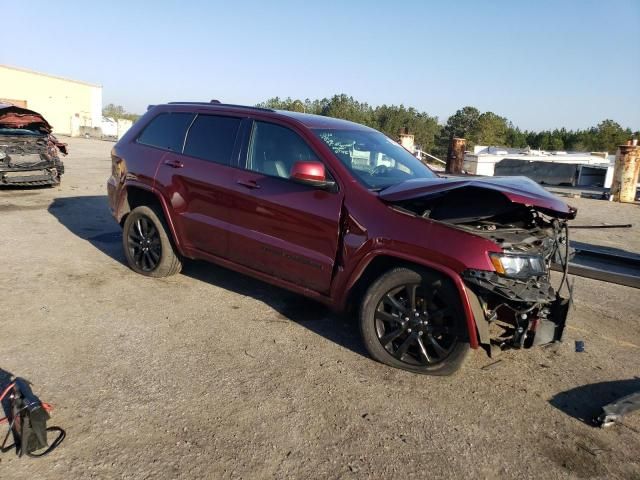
108,102,576,375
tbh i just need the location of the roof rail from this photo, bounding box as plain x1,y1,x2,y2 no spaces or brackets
166,101,275,112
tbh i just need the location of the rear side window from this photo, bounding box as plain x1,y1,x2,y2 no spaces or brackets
137,112,195,152
183,115,241,165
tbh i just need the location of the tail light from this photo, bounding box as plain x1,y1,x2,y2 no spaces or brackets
111,148,124,178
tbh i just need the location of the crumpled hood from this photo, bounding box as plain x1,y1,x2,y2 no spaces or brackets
0,103,52,133
379,176,576,219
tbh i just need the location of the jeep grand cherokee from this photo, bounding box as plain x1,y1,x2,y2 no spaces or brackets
107,102,576,375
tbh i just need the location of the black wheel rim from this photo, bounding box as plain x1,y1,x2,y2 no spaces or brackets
127,216,162,272
374,281,458,367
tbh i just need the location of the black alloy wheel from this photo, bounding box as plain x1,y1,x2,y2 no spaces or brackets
127,215,162,272
122,205,182,277
375,282,456,366
360,268,469,375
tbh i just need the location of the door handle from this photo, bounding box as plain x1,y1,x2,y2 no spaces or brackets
237,179,261,189
164,158,184,168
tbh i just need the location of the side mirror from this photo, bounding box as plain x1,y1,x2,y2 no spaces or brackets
290,161,336,190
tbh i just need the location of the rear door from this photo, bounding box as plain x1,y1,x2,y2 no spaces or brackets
227,120,344,293
133,111,195,192
153,113,244,258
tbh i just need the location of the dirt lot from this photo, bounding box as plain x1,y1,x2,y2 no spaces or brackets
1,137,639,479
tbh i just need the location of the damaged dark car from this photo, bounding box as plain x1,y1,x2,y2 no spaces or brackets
0,104,67,187
108,103,576,375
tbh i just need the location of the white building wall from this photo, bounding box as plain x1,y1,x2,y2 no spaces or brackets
0,64,102,135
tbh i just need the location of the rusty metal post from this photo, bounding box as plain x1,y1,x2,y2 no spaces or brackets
610,142,640,203
446,137,466,174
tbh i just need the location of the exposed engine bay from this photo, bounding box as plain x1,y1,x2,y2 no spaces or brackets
0,104,67,187
389,185,575,352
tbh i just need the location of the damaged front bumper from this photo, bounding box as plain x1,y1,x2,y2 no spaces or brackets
464,269,572,352
0,134,65,186
0,163,64,186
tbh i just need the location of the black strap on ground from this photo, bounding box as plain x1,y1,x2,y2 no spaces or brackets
25,426,66,458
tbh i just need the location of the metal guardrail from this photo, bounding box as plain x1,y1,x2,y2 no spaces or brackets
551,241,640,289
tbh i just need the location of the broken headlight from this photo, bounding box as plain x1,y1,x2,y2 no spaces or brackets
489,253,546,279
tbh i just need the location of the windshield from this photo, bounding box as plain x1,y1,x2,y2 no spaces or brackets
0,128,43,136
313,128,437,190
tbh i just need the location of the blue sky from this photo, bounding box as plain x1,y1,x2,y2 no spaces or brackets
2,0,638,131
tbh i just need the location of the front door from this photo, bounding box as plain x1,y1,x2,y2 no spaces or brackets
227,120,343,293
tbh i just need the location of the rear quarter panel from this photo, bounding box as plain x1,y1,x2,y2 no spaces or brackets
107,108,170,223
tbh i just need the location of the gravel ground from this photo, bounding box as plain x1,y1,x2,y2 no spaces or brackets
564,196,640,255
1,137,639,479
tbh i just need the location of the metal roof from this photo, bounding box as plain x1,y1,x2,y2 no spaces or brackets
159,102,373,130
274,110,373,130
167,101,275,113
0,64,102,88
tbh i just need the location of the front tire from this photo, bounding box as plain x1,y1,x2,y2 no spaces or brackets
122,205,182,277
359,267,469,375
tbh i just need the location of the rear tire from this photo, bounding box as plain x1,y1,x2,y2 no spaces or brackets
359,267,469,375
122,205,182,277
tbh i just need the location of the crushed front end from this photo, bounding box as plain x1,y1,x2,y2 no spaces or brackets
0,104,67,187
459,207,574,350
381,178,577,352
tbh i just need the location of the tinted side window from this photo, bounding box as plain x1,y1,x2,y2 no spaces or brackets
183,115,241,165
137,112,195,152
247,121,319,179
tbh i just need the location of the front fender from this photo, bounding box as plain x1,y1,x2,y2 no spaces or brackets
340,250,480,349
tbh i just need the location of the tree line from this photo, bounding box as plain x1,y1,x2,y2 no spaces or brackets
257,95,638,158
103,96,637,157
102,104,141,123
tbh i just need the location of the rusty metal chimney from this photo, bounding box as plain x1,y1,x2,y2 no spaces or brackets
398,127,415,153
610,141,640,203
446,137,466,174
